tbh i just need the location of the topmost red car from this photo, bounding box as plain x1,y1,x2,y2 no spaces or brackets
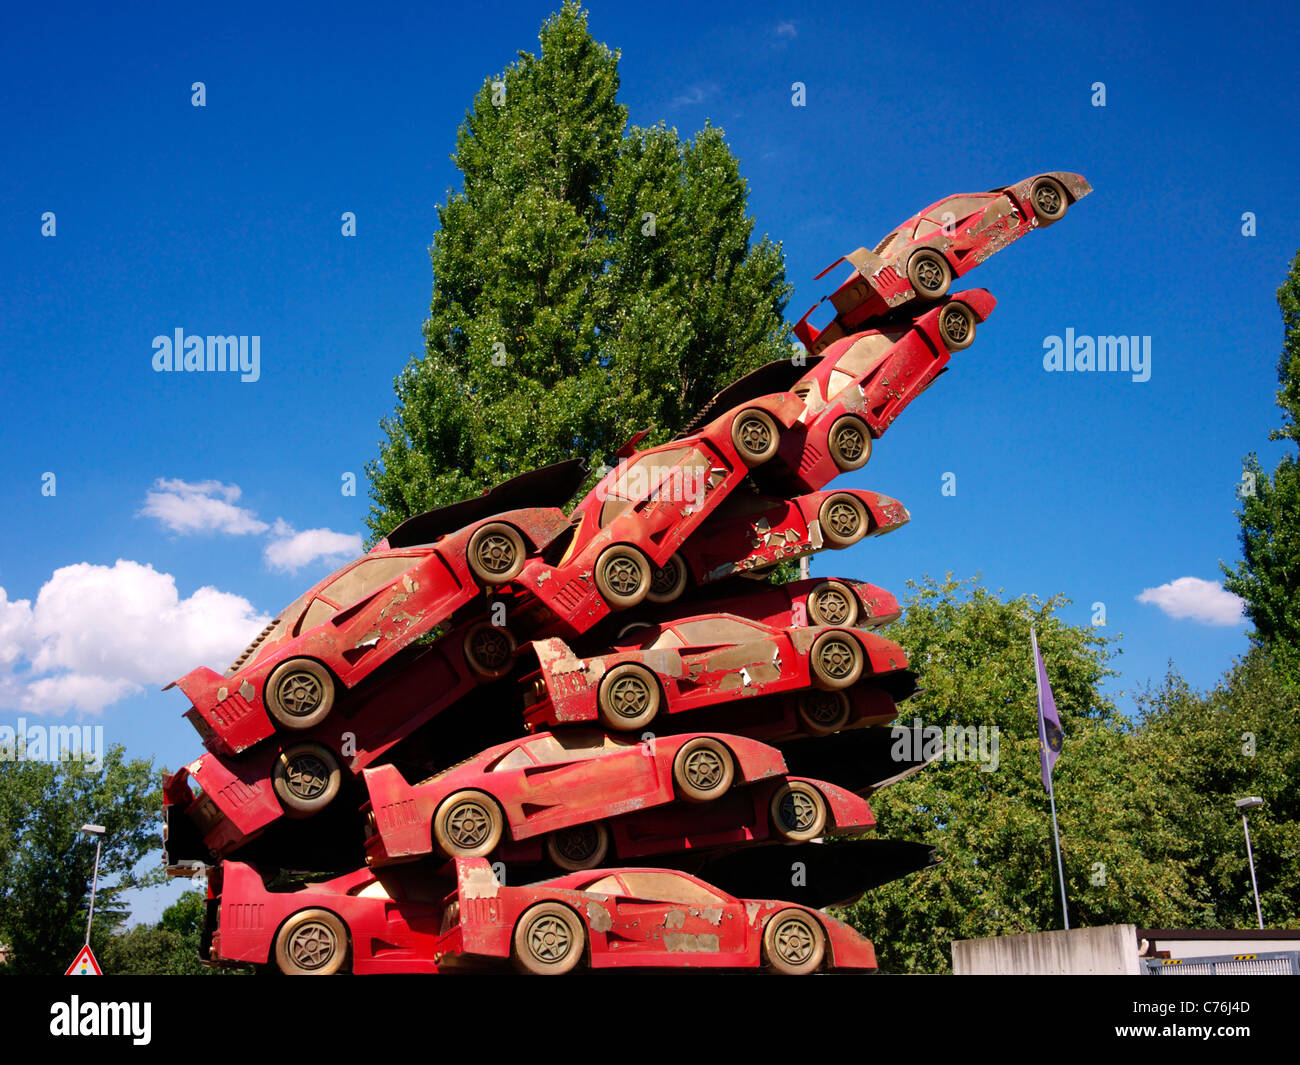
794,171,1091,353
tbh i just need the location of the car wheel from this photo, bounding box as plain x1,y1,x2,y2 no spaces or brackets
731,408,781,466
596,663,661,731
809,631,864,690
762,909,826,975
545,822,611,872
818,493,870,548
807,580,859,627
672,737,735,803
906,249,951,300
466,522,527,584
265,658,336,731
770,781,829,840
433,790,504,859
594,545,652,609
1030,176,1069,226
274,909,349,975
462,621,517,680
938,301,977,351
827,415,872,472
645,552,688,604
272,742,342,817
512,903,586,975
795,690,851,737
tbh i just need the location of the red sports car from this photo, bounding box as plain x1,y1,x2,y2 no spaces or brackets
202,859,448,974
631,576,901,632
513,392,806,637
522,612,909,732
360,730,787,867
168,509,560,757
647,488,908,597
494,771,876,871
435,858,877,974
777,291,996,492
794,171,1091,351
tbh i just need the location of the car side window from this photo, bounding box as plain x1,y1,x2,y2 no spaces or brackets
616,872,727,906
320,556,418,611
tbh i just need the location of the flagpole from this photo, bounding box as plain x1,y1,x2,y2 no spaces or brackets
1031,627,1070,930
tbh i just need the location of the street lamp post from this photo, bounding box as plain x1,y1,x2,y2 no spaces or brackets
1233,797,1264,930
79,824,105,947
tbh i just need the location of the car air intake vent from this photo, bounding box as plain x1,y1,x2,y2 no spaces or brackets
226,619,280,676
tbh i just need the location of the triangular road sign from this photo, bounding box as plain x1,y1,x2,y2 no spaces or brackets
65,945,102,976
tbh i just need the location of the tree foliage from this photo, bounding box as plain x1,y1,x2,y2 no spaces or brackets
365,2,793,542
0,746,160,974
1222,249,1300,656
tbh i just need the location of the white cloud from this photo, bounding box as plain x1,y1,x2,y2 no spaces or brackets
0,560,269,715
1136,577,1246,626
670,83,717,108
775,21,797,38
264,520,363,574
141,478,269,535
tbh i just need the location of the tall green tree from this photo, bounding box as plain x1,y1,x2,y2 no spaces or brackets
840,576,1202,974
365,2,793,542
1221,250,1300,659
0,747,160,974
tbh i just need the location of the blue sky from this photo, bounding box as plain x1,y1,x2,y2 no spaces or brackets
2,1,1298,918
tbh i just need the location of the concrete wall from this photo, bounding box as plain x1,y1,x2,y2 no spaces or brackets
953,924,1142,975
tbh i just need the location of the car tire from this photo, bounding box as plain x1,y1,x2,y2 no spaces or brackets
272,742,343,817
594,545,652,609
827,415,872,472
265,658,336,731
545,822,611,872
432,790,504,859
809,631,865,690
795,690,852,737
512,903,586,976
731,408,781,466
462,621,517,680
938,300,977,351
672,737,736,803
807,580,859,627
818,493,871,548
762,909,826,975
274,909,349,975
906,248,952,300
770,781,829,841
596,663,661,732
466,522,528,584
1030,176,1069,226
645,552,689,604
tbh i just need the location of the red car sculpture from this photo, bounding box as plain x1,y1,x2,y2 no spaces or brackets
493,771,877,871
522,612,909,733
647,487,908,597
513,392,806,636
435,858,877,974
202,859,448,974
633,576,901,632
794,171,1091,352
776,290,996,491
361,730,786,868
168,508,564,757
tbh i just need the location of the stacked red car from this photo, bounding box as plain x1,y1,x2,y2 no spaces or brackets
164,170,1089,974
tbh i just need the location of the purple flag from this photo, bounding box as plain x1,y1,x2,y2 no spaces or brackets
1031,629,1064,791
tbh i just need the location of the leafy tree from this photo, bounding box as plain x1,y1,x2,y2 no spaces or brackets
365,2,793,542
0,746,160,974
840,576,1201,973
99,890,249,975
1130,649,1300,930
1222,250,1300,657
